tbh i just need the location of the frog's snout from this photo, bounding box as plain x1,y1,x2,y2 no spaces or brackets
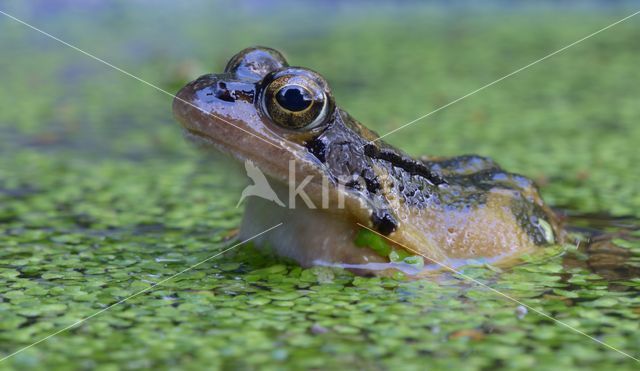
173,74,220,140
173,79,193,126
172,72,271,152
173,74,239,134
173,74,215,121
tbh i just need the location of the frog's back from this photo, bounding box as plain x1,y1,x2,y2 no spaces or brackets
389,154,560,262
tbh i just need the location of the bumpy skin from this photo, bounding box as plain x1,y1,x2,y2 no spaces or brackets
173,46,562,273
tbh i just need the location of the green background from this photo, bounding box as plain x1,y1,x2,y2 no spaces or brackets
1,2,639,370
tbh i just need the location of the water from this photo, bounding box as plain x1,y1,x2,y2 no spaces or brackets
564,212,640,283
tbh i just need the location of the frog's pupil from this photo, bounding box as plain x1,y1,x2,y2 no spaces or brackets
276,85,312,112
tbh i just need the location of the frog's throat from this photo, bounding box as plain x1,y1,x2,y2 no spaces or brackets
239,183,389,268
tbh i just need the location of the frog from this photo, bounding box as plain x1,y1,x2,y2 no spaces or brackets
173,46,562,275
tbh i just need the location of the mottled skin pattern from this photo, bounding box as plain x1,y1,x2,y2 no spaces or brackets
173,47,562,275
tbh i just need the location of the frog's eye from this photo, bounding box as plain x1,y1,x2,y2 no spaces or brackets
261,71,332,130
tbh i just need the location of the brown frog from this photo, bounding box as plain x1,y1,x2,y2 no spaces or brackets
173,47,561,275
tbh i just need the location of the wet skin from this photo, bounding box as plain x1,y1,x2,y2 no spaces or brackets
173,47,562,275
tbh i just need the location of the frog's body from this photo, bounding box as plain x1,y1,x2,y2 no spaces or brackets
173,47,561,274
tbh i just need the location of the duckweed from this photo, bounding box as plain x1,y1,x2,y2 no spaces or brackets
1,2,639,370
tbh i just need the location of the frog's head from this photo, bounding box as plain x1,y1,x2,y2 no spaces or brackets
175,47,335,143
174,47,400,229
174,47,334,177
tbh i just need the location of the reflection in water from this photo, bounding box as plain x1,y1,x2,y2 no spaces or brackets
563,212,640,283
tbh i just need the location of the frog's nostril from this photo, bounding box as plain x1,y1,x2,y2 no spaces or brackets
213,82,235,103
192,77,236,104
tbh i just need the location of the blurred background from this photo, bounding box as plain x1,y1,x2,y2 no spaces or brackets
1,1,639,369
